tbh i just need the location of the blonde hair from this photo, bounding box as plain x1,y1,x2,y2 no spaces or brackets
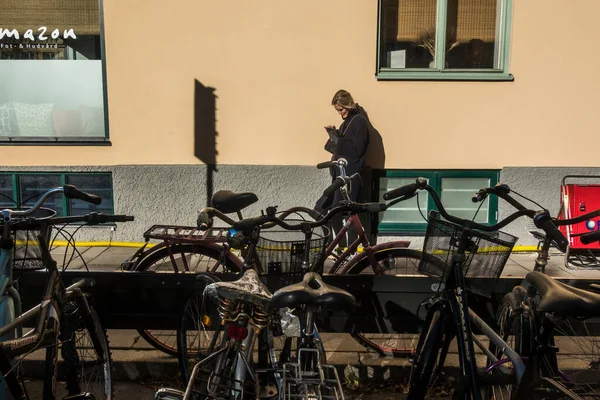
331,89,356,109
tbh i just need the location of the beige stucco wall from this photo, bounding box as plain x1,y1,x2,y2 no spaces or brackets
4,0,599,168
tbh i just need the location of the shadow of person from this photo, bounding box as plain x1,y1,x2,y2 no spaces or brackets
357,107,386,242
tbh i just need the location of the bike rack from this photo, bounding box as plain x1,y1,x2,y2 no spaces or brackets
13,270,600,335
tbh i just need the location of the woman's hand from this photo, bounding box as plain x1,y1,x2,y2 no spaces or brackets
324,125,336,133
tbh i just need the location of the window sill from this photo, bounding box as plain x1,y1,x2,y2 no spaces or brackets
377,225,427,236
377,230,426,237
376,70,514,82
0,137,111,146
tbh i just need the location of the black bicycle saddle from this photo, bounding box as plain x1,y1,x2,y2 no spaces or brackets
526,271,600,318
269,272,355,311
211,190,258,214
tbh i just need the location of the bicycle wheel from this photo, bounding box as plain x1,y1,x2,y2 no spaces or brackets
346,248,424,357
177,278,226,384
136,244,240,356
546,318,600,398
61,301,113,399
486,290,531,400
406,308,447,400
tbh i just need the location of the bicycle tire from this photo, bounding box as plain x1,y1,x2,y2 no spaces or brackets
486,290,531,400
346,248,424,357
135,244,240,357
61,301,113,400
177,275,224,384
43,317,59,400
406,308,446,400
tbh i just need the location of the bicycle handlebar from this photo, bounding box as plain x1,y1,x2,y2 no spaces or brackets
10,212,134,230
316,158,348,170
63,184,102,205
470,182,600,249
383,178,534,233
581,231,600,245
198,199,387,234
322,173,360,197
3,185,102,221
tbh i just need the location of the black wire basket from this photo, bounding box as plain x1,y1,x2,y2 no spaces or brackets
9,207,56,271
418,211,518,298
255,221,329,292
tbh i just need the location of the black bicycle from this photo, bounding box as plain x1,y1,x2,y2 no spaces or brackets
0,185,133,399
382,178,600,399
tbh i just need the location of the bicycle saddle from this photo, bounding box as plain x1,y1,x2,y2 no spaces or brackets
526,271,600,318
269,272,355,311
211,190,258,214
204,269,272,309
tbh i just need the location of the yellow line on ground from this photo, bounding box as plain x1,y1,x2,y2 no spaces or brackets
43,242,539,253
48,241,154,248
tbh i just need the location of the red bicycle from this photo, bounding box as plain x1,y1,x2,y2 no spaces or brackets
123,160,423,357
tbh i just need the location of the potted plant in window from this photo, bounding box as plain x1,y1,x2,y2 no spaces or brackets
417,28,460,68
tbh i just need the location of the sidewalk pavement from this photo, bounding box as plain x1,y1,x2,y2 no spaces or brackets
22,246,600,385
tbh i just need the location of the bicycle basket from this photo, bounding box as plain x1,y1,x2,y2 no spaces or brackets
418,211,518,297
255,222,329,292
12,225,53,271
8,207,56,271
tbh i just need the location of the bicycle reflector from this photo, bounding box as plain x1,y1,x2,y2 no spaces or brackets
202,314,212,327
227,324,248,341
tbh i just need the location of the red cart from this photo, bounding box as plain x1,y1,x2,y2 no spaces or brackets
558,175,600,268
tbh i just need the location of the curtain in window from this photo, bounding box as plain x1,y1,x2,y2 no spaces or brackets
456,0,496,42
1,0,100,35
396,0,437,42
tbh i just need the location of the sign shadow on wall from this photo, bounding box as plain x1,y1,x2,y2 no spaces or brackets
194,80,218,206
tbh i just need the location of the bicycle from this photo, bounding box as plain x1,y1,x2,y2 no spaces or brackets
384,178,600,399
158,204,356,400
125,159,422,358
478,185,600,399
121,202,321,357
0,185,134,399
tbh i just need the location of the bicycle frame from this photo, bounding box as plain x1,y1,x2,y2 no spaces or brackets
0,241,19,343
323,212,410,274
0,231,105,399
419,247,591,399
414,229,526,400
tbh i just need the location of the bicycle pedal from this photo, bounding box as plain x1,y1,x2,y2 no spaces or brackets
259,383,278,399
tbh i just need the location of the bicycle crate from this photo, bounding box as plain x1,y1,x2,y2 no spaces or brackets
418,211,518,298
184,357,259,400
255,222,329,292
282,348,345,400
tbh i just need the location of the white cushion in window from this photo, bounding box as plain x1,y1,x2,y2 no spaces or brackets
11,102,55,137
0,102,18,136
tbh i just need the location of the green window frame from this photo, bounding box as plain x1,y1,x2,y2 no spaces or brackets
0,172,114,217
373,169,499,234
376,0,514,81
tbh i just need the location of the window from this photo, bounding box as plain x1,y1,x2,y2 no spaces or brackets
377,0,513,81
373,170,499,234
0,172,113,217
0,0,108,143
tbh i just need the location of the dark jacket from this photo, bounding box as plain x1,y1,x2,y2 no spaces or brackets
324,109,370,178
